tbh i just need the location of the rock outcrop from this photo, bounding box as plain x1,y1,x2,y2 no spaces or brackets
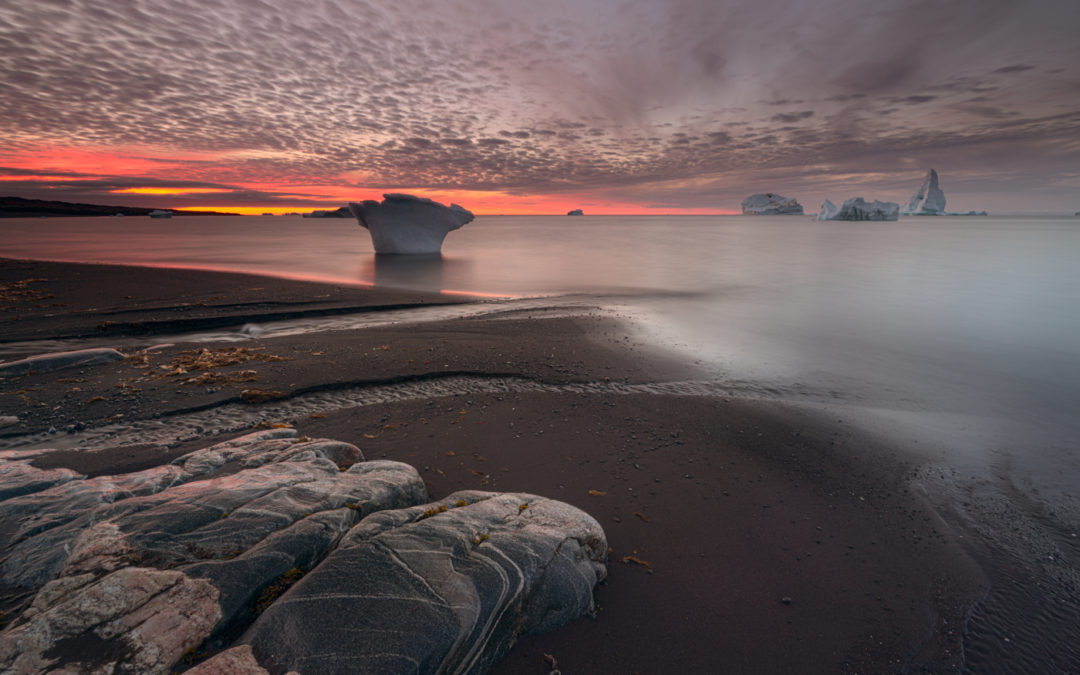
817,197,899,221
0,428,606,674
741,193,804,215
903,169,947,215
349,194,474,254
237,491,606,673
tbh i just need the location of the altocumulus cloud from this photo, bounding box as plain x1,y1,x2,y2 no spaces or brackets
1,0,1078,210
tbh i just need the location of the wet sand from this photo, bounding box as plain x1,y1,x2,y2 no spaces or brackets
0,258,987,673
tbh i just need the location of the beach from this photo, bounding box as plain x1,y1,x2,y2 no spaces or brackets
0,258,991,673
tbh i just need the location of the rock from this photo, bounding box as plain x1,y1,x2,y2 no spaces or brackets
0,567,221,674
242,491,607,674
741,193,804,215
0,430,606,673
0,415,18,428
0,347,126,376
817,197,899,221
0,460,82,501
567,209,584,216
186,644,269,674
349,193,474,254
903,168,947,215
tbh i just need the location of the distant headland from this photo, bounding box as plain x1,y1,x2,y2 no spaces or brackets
0,197,240,218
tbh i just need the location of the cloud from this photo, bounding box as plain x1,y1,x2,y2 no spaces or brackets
0,0,1078,211
770,111,815,124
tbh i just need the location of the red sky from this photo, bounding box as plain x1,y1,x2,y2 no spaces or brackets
2,0,1079,215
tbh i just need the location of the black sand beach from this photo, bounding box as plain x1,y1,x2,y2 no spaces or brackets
0,258,988,673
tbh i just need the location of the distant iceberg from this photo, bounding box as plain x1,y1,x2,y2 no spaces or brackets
817,197,899,221
349,194,474,255
567,209,584,216
741,193,804,215
902,169,947,215
148,209,172,219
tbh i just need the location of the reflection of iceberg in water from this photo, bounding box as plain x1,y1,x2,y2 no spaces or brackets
360,254,478,295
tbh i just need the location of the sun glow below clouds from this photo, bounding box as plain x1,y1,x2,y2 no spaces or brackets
112,187,235,195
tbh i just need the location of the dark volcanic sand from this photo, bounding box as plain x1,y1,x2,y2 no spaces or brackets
0,259,987,673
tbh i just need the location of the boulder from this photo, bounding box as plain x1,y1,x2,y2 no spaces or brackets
0,430,428,673
0,430,607,674
903,168,947,215
242,491,607,674
817,197,899,221
741,193,804,215
349,193,474,254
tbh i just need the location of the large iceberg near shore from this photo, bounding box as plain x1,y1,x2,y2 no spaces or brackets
741,193,804,215
817,197,899,221
349,194,474,254
903,168,947,215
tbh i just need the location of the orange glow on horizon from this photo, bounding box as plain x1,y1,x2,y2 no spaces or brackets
7,143,739,215
113,187,235,196
174,206,335,216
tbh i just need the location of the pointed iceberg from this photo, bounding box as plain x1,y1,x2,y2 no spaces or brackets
903,169,947,215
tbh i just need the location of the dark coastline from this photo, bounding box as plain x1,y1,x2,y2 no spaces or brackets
0,196,240,218
0,258,987,673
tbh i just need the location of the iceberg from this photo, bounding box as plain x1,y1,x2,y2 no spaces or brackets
816,199,839,221
348,194,474,255
741,193,804,215
567,209,584,216
903,169,947,215
817,197,899,221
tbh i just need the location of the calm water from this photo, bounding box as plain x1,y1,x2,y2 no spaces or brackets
3,213,1080,669
3,215,1078,473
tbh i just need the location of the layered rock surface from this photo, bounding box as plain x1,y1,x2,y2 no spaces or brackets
349,193,474,255
741,193,804,215
0,429,606,674
903,168,947,215
817,197,899,221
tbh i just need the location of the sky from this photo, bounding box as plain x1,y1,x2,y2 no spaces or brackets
1,0,1078,215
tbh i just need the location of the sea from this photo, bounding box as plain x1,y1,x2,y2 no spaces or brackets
2,213,1079,671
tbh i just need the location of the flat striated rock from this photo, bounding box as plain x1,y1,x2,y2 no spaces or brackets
0,430,427,674
0,567,222,674
903,168,947,215
0,460,81,501
741,193,804,215
243,491,607,674
817,197,899,221
349,193,474,254
0,347,126,377
0,430,607,674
